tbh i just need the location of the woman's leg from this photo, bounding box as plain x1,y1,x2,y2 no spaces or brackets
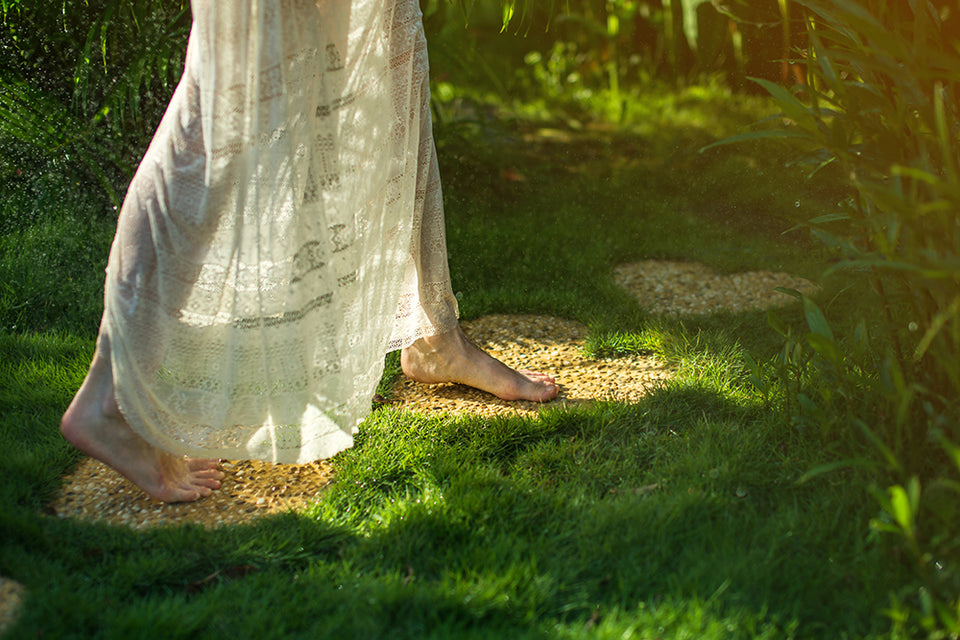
61,61,223,503
395,2,557,403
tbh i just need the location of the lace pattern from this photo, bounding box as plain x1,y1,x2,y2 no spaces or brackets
104,0,458,464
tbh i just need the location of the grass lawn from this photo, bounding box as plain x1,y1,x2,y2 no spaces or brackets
0,84,910,638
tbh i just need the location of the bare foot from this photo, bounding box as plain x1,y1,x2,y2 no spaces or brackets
61,346,223,503
400,326,559,402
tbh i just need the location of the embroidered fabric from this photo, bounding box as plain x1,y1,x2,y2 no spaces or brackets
103,0,459,464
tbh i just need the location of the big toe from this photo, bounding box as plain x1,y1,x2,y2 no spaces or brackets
535,383,560,401
516,374,559,402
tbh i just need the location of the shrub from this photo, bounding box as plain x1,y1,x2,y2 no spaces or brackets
0,0,190,204
734,0,960,635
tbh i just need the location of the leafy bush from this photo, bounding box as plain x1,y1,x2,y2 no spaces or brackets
0,0,190,203
735,0,960,635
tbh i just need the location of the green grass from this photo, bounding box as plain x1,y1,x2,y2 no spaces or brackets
0,166,114,334
0,85,913,639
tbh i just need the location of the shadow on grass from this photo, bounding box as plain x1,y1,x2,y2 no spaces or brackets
1,382,897,639
0,299,898,639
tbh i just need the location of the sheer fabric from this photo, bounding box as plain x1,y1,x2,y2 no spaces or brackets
103,0,458,464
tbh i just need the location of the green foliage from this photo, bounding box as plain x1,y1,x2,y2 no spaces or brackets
436,0,812,128
729,1,960,632
0,0,190,203
753,289,960,635
751,0,960,399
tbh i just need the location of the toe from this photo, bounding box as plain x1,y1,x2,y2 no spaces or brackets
197,476,222,490
187,457,222,472
159,485,202,503
193,468,225,481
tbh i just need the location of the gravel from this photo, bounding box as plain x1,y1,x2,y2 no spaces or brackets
613,259,818,316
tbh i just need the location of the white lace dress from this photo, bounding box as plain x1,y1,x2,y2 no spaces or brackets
102,0,458,463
